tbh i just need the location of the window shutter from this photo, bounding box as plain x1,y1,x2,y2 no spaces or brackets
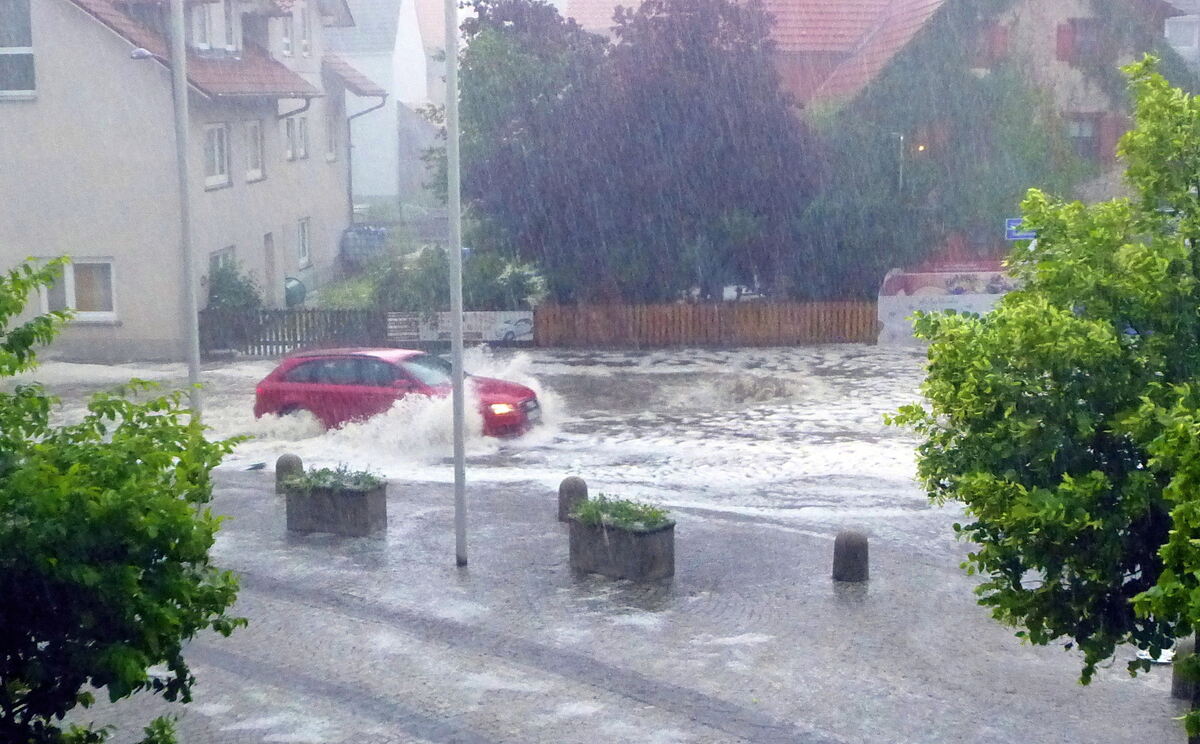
1098,114,1129,164
988,23,1010,64
1057,23,1075,62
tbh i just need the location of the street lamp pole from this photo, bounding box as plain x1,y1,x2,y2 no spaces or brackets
445,0,467,565
169,0,203,414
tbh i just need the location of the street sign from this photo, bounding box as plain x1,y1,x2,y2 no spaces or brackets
1005,218,1037,241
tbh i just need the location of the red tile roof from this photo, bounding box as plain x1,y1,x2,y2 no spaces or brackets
564,0,892,53
323,53,387,96
813,0,947,102
766,0,893,54
66,0,320,98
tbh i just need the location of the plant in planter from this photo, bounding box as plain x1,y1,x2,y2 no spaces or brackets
284,464,387,537
569,495,675,580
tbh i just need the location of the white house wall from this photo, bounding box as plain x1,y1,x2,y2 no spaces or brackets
0,0,355,362
0,0,186,361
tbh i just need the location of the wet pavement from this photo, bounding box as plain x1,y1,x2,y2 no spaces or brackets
77,467,1181,743
23,346,1186,742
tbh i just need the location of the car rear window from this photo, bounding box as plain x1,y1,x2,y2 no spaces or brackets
283,360,321,383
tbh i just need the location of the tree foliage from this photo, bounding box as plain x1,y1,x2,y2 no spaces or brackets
0,261,244,743
206,261,263,311
800,0,1089,299
890,59,1200,735
455,0,817,302
362,245,545,313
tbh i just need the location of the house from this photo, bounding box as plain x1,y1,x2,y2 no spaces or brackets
565,0,1182,190
1164,0,1200,66
0,0,385,362
325,0,460,211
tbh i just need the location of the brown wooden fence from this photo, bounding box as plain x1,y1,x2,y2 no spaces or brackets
199,309,386,357
534,302,878,347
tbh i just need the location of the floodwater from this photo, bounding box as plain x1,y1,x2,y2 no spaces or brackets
12,344,960,552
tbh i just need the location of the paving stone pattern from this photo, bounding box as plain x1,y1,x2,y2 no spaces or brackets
77,470,1185,743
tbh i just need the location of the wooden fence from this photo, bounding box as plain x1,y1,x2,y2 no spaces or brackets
534,302,878,347
199,302,878,357
199,309,386,357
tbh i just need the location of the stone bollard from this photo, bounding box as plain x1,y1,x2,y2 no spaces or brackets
1173,637,1196,701
558,476,588,522
275,453,303,494
832,530,869,582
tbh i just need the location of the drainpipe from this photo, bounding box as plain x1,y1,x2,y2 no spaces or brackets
346,94,388,223
277,97,315,120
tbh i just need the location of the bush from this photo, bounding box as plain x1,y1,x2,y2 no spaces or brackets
284,464,383,491
571,494,671,531
207,261,262,310
0,260,244,744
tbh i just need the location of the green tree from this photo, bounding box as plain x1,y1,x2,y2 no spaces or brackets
0,261,244,743
890,59,1200,737
454,0,816,302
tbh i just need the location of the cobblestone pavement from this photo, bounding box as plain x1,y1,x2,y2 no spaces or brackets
77,469,1183,744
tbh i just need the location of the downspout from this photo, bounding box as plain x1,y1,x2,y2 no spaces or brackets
277,96,315,120
346,94,389,223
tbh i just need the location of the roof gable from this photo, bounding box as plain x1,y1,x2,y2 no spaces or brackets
65,0,320,98
812,0,947,103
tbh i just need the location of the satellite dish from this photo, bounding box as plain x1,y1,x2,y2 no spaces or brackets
284,277,306,307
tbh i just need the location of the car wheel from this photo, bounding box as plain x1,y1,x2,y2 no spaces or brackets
503,331,516,342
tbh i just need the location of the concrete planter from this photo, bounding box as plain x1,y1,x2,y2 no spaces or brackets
569,519,675,580
285,483,387,537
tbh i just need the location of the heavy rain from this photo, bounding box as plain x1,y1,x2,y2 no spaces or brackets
3,0,1200,742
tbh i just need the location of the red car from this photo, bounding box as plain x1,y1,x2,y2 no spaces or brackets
253,348,541,437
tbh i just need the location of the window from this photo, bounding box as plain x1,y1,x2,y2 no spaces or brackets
300,5,312,56
221,0,236,50
0,0,35,96
1057,18,1101,64
41,260,116,322
192,3,211,49
281,13,293,56
203,123,230,188
245,119,264,181
1167,16,1200,52
209,246,235,273
297,116,309,158
325,108,338,161
285,117,296,160
297,218,311,266
285,117,307,160
1065,114,1100,159
283,360,321,383
361,360,401,387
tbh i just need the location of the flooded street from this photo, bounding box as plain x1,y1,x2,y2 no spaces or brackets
15,344,969,558
27,346,1184,744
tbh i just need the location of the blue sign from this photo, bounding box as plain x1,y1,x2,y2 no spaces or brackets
1005,218,1037,241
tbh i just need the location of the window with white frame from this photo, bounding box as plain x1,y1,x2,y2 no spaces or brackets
325,108,338,161
0,0,36,96
221,0,237,50
297,116,309,158
209,246,235,273
284,117,296,160
42,259,117,321
300,5,312,56
297,218,311,267
281,13,293,56
204,123,230,187
245,119,264,180
192,3,212,49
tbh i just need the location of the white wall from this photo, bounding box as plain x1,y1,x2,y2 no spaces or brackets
0,0,185,361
